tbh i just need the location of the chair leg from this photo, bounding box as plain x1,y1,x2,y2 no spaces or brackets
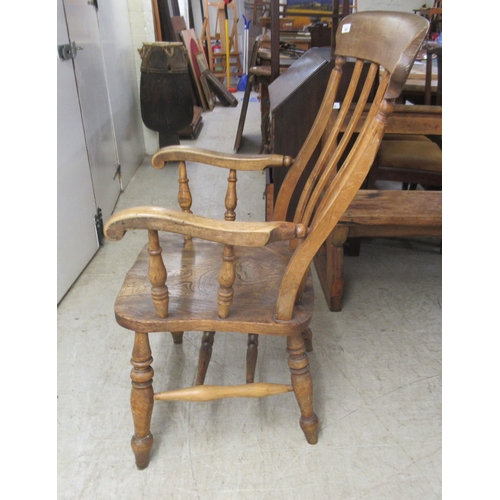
130,332,154,470
246,334,259,383
195,331,215,385
233,74,254,153
301,328,313,352
330,226,349,312
170,331,184,344
287,333,318,444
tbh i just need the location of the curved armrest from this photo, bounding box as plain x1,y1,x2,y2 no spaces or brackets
152,145,293,171
105,206,307,246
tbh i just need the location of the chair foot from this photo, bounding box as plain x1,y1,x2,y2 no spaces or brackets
131,433,154,470
287,333,319,445
300,415,319,444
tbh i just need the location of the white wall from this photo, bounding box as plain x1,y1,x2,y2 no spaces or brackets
358,0,424,12
127,0,158,154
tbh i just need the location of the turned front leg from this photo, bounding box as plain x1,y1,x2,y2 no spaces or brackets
130,332,154,469
287,333,318,444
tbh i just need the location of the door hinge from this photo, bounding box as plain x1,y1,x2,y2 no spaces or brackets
94,208,104,247
58,41,83,61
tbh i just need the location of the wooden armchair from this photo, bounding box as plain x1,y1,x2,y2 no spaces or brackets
104,11,429,469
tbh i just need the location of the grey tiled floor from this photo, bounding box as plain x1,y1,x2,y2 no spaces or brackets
57,91,442,499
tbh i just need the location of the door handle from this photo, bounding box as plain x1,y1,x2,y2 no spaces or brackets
58,41,83,61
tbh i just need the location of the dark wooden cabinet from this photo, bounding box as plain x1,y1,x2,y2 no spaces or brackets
267,47,334,221
266,47,378,221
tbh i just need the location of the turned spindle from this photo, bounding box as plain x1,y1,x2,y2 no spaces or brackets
217,169,238,318
224,169,237,221
148,230,169,317
178,161,193,241
217,244,235,319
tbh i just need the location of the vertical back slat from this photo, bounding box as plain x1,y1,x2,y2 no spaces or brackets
275,70,393,321
311,70,392,227
299,61,380,228
292,58,365,225
272,57,344,222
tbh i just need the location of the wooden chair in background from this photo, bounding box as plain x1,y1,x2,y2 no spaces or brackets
366,44,442,190
104,12,429,469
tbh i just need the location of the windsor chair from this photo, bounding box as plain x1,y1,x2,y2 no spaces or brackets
104,11,429,469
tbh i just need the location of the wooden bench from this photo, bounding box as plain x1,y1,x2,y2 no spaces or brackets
313,189,442,311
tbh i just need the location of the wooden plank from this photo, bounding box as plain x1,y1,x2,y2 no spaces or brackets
181,29,209,111
151,0,162,41
195,51,215,110
329,104,442,136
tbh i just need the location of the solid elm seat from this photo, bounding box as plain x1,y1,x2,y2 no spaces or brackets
114,235,313,337
314,190,442,312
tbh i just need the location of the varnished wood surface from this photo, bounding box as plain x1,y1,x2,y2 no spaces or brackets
339,190,442,227
330,104,442,136
152,145,293,171
104,11,430,468
114,234,314,335
154,382,293,402
105,206,307,247
335,12,428,99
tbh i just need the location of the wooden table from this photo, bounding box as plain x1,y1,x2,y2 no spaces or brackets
405,59,437,89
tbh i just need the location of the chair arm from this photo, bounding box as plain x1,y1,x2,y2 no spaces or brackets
152,145,293,171
105,206,307,246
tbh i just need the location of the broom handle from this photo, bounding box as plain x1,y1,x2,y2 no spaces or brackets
224,4,230,87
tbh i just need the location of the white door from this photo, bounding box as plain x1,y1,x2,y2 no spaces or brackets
96,0,145,188
58,0,146,303
57,0,99,303
62,0,121,225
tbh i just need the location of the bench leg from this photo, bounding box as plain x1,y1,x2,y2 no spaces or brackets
328,227,349,312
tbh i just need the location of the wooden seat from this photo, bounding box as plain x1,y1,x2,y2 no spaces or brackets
104,11,429,469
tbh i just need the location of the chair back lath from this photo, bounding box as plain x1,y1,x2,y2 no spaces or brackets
272,12,429,320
